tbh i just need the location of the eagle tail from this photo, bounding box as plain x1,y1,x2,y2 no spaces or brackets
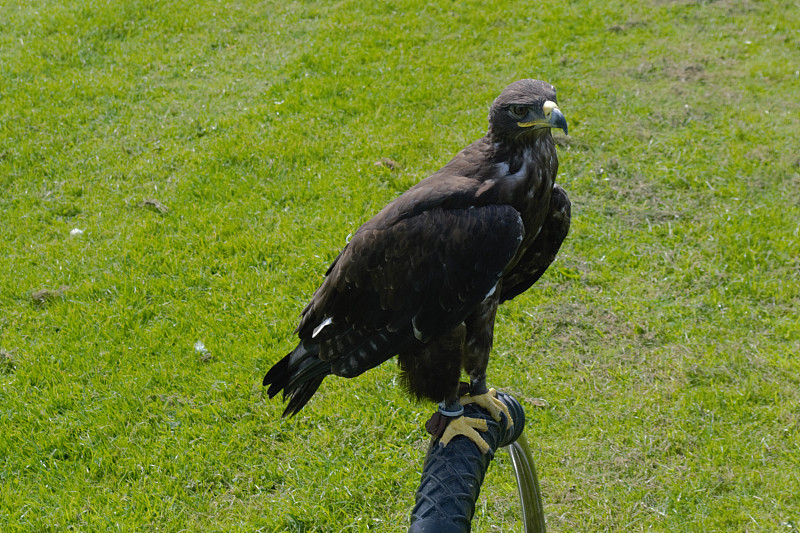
263,340,331,417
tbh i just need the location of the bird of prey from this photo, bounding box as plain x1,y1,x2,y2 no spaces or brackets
264,79,570,453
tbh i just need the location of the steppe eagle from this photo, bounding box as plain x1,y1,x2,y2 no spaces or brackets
264,79,570,452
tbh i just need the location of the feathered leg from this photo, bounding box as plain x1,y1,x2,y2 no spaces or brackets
461,288,513,429
399,325,494,454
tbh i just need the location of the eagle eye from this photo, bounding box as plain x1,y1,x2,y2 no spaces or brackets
509,105,528,119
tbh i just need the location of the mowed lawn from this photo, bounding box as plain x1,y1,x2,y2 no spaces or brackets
1,0,798,531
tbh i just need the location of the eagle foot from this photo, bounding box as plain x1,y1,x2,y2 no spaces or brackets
439,415,490,454
460,387,514,428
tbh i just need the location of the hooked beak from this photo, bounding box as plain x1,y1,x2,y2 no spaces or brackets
518,100,568,135
545,102,568,135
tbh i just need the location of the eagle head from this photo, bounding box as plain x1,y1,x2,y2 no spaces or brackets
488,79,568,142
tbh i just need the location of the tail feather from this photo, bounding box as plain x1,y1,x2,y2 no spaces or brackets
283,376,326,417
263,341,331,417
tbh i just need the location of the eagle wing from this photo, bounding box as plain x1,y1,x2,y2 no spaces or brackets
500,184,571,303
296,202,525,378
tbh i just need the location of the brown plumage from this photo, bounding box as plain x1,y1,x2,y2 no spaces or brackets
264,79,570,449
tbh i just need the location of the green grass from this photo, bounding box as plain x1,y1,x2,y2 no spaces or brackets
1,0,798,531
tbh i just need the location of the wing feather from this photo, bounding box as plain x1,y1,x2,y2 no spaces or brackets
500,184,571,303
297,203,524,377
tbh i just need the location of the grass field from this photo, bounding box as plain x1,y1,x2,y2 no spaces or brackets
1,0,799,531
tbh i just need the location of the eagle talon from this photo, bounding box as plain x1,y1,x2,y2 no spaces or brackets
439,415,490,454
460,388,514,428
